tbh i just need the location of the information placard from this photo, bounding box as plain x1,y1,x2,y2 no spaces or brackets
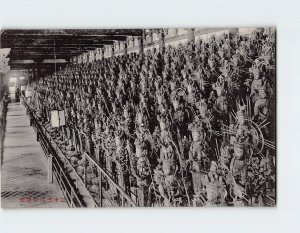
50,110,60,127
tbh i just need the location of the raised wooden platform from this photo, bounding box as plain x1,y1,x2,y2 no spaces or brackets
1,102,68,208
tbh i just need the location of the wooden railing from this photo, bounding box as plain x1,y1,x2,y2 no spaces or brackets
22,95,85,207
84,152,137,207
0,99,8,166
21,95,137,207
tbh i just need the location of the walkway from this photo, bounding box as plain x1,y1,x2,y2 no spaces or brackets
1,101,68,208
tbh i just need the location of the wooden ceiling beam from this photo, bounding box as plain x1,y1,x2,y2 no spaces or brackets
1,29,142,36
1,29,140,68
2,39,117,48
1,36,127,42
11,46,105,50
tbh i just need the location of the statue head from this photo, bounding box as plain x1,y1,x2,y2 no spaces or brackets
259,85,268,99
172,96,180,111
220,145,231,165
234,143,244,160
170,80,176,91
198,99,208,117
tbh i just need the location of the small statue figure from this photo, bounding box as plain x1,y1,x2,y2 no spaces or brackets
253,84,269,123
212,75,229,116
187,118,208,202
127,139,151,206
154,133,182,206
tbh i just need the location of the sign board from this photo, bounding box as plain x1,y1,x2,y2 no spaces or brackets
51,110,60,128
59,110,65,126
25,90,33,97
51,110,65,127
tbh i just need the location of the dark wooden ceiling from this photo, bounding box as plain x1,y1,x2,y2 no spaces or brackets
1,29,143,69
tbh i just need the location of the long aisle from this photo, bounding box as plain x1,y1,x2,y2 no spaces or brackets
1,101,68,208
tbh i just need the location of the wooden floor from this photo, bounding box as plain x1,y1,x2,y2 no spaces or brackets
1,101,68,208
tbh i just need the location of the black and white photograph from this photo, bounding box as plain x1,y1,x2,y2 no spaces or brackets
0,28,276,208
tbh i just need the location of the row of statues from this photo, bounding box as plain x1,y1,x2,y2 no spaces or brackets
28,28,276,207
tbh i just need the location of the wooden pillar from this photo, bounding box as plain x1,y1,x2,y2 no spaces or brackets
33,68,36,82
139,32,144,55
124,42,128,56
187,28,195,43
83,151,87,184
98,170,102,207
36,67,39,80
48,154,53,183
29,68,32,82
111,46,115,58
100,48,104,61
122,194,125,207
159,29,165,54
